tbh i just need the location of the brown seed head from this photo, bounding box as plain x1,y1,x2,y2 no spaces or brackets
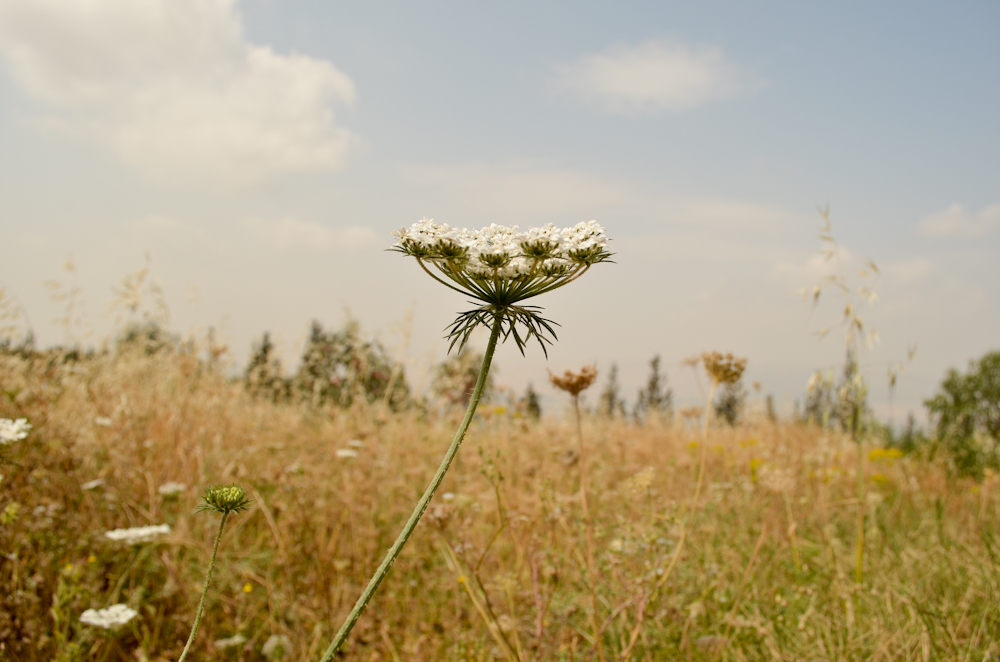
548,365,598,396
680,406,704,420
702,352,747,385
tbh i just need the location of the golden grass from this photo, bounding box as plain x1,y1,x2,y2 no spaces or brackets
1,346,998,661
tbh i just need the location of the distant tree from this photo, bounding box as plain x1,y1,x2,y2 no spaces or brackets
116,320,175,355
714,379,747,426
925,350,1000,477
293,320,409,410
520,382,542,420
245,332,290,402
431,349,494,408
599,363,626,418
634,355,672,424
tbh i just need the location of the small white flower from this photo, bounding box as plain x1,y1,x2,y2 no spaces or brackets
441,492,455,502
262,633,293,660
335,449,358,459
104,524,171,545
214,633,248,649
95,417,113,427
81,478,105,491
79,603,137,629
157,481,186,496
0,418,31,444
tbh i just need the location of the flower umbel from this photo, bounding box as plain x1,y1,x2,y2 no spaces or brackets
0,418,30,444
104,524,171,545
196,484,252,515
392,219,612,355
79,603,137,629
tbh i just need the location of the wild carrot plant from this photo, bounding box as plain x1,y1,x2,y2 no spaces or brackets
319,219,612,659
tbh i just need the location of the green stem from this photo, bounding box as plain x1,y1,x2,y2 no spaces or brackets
319,315,503,662
177,512,229,662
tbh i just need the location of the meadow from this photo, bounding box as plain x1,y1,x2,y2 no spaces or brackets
1,335,998,662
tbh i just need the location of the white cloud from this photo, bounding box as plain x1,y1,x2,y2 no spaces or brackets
554,39,754,115
248,217,378,251
917,203,1000,238
0,0,357,187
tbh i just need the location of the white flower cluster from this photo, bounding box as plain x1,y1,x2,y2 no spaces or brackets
0,418,31,445
104,524,171,545
214,633,248,649
262,633,293,660
79,603,138,629
157,481,186,496
392,219,609,279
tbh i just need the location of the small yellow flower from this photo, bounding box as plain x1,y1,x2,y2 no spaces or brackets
87,555,97,563
871,473,891,485
242,583,253,594
64,563,73,571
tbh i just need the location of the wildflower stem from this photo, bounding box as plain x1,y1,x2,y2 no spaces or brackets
320,315,503,662
572,392,605,662
177,511,229,662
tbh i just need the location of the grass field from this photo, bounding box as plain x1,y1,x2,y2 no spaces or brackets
1,342,998,661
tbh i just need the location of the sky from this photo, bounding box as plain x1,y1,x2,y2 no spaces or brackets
0,0,998,421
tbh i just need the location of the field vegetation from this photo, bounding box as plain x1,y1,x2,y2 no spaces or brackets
2,324,999,661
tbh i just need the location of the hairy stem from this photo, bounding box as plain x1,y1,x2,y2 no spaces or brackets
319,316,503,662
177,511,229,662
573,393,606,662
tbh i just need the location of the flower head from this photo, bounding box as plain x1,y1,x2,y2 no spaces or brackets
157,481,186,496
262,633,293,660
104,524,171,545
701,352,747,386
549,365,598,396
79,603,137,629
196,484,252,515
392,219,612,354
0,418,31,445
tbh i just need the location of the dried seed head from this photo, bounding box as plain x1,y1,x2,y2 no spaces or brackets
196,484,252,515
549,365,598,396
702,352,747,385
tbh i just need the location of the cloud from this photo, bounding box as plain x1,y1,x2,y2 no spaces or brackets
0,0,357,187
554,39,754,115
248,217,378,251
917,203,1000,238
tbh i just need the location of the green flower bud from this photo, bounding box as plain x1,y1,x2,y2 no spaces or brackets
196,484,252,515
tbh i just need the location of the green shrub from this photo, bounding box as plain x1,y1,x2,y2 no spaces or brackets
925,350,1000,478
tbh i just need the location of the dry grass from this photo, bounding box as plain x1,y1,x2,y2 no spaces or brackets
2,345,999,661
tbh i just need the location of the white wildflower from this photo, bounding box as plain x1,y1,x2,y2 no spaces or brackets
0,418,31,444
95,416,113,427
157,481,186,496
335,449,358,459
214,633,248,649
81,478,105,491
262,633,293,660
79,603,137,629
441,492,455,502
104,524,171,545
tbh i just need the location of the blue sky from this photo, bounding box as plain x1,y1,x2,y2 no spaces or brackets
1,0,997,420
